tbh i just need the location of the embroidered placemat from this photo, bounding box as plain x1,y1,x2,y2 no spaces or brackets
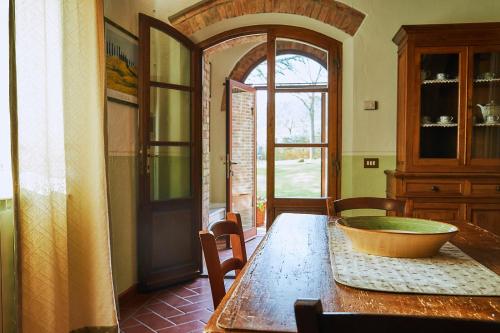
328,222,500,296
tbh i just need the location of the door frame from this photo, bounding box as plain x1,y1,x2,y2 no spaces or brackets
137,13,202,291
225,79,257,240
200,26,342,226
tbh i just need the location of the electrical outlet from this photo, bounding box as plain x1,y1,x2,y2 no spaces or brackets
364,100,378,110
364,158,379,168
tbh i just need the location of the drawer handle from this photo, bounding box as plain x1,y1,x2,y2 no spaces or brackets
496,185,500,192
431,185,439,192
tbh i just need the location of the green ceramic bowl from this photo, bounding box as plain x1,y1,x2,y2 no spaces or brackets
336,216,459,258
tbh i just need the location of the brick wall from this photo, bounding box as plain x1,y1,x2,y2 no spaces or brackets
169,0,365,37
201,54,211,230
229,90,255,229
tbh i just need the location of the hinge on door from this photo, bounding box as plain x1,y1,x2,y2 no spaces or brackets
332,157,341,173
334,58,341,70
146,147,151,174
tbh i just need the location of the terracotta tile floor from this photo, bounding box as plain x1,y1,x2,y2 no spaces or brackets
119,236,263,333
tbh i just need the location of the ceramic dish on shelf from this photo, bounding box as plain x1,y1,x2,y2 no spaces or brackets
336,216,458,258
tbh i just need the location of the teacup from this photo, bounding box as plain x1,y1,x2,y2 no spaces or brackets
483,72,496,80
438,115,453,124
421,116,432,124
436,73,447,80
485,115,499,124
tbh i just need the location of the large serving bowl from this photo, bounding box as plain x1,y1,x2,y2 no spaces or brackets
336,216,458,258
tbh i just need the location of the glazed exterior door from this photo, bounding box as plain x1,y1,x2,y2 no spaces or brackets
137,13,202,291
226,79,257,240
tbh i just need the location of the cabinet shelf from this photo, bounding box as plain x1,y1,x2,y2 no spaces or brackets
421,123,458,128
474,122,500,127
473,78,500,83
421,79,458,85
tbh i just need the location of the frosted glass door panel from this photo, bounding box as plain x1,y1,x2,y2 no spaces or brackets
150,27,190,86
150,87,191,142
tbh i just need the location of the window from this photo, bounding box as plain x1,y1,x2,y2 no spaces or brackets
245,42,329,198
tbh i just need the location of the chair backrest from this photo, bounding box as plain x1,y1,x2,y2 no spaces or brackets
326,197,406,216
199,212,247,308
294,299,500,333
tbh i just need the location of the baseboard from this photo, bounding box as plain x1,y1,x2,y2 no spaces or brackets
118,283,138,305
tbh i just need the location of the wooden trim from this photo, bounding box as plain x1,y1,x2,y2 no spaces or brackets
150,81,193,91
266,30,276,228
106,96,138,108
104,17,138,40
117,284,138,307
199,25,342,51
139,13,195,48
274,143,328,148
149,141,191,146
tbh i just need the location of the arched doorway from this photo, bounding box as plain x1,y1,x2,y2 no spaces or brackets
201,26,342,227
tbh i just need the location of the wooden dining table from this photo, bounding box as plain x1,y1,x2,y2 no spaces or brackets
204,213,500,333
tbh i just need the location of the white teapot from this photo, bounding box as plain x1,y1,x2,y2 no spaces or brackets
477,101,500,120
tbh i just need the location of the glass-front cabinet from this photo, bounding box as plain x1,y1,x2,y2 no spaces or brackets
418,50,462,161
388,24,500,237
411,45,500,170
470,48,500,163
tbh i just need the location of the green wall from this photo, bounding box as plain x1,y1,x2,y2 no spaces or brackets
108,156,137,294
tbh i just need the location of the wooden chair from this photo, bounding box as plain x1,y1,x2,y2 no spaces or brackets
326,197,406,217
199,212,247,308
295,299,500,333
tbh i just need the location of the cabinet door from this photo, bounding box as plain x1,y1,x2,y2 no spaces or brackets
467,46,500,168
412,202,465,222
413,47,467,168
467,204,500,236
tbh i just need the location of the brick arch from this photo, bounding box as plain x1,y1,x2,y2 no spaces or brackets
221,40,328,110
169,0,365,37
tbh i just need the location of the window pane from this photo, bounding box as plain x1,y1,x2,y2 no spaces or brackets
419,53,459,159
471,51,500,159
275,39,327,87
275,92,327,144
275,147,326,198
150,27,190,86
245,60,267,85
150,146,190,200
150,87,190,142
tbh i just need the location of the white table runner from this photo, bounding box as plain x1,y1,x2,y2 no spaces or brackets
328,222,500,296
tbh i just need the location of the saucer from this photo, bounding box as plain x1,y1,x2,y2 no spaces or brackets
436,121,454,125
484,121,500,125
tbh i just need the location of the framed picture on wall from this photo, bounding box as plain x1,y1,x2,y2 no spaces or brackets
105,18,138,107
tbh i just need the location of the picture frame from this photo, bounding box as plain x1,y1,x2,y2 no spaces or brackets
104,18,139,107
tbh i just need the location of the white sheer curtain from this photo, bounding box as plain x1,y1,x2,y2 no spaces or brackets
13,0,118,332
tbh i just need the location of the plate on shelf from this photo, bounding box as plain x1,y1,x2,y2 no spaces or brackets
422,122,457,127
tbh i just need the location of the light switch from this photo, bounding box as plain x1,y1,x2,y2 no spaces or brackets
363,100,378,110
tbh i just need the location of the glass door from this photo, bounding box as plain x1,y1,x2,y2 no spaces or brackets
138,14,201,290
469,47,500,164
415,48,466,166
226,79,257,240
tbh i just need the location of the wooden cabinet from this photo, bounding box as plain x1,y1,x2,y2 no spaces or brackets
387,23,500,236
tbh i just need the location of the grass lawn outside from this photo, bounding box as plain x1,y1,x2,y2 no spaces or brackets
257,159,321,198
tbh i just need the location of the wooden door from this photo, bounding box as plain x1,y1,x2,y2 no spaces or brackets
137,13,202,291
226,79,257,240
467,203,500,236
